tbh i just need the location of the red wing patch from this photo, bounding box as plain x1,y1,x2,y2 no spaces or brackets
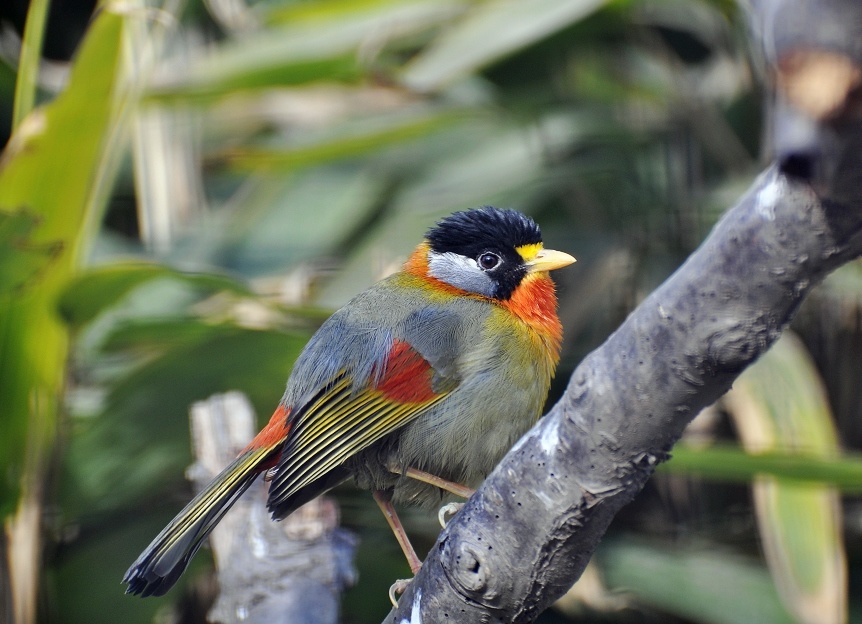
374,340,438,404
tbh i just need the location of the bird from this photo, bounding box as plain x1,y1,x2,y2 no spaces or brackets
123,206,575,597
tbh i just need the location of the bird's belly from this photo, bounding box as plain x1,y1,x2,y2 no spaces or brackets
430,377,541,471
384,326,554,506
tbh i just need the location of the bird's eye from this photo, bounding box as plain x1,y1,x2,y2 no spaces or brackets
477,252,501,270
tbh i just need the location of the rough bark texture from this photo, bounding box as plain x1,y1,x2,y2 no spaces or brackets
384,1,862,622
188,392,357,624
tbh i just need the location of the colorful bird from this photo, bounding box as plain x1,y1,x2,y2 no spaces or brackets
123,206,574,597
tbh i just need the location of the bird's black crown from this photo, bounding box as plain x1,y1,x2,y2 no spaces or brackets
426,207,542,257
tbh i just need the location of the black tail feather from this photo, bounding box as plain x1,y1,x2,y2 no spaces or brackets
123,448,269,597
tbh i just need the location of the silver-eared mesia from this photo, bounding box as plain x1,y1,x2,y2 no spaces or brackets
124,206,575,597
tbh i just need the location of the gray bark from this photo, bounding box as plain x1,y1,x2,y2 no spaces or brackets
384,1,862,621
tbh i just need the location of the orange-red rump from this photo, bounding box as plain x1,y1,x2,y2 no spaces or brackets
245,404,292,457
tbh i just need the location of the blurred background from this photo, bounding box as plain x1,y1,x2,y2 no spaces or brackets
1,0,861,622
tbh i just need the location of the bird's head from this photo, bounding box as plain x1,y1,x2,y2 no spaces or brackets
406,206,575,301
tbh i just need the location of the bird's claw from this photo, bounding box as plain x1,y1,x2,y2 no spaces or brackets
438,502,464,527
389,578,412,606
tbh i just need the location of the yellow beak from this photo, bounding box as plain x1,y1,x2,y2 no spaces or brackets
526,248,576,273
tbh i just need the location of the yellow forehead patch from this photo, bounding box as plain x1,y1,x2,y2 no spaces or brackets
515,243,544,262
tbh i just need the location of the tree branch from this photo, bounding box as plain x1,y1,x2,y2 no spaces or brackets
384,1,862,621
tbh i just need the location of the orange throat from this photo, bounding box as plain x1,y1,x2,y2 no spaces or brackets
500,272,563,358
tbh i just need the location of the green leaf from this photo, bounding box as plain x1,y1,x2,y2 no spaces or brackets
99,318,226,352
212,167,387,274
0,208,63,293
12,0,49,128
724,332,846,624
57,263,252,328
818,258,862,309
221,109,465,172
264,0,464,27
147,0,463,104
401,0,608,91
0,7,127,517
597,540,795,624
149,56,362,104
662,444,862,492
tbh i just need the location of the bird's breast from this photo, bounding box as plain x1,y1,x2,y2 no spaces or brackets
392,300,559,497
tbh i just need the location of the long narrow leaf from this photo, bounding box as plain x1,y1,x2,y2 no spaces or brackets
401,0,607,91
11,0,50,128
58,263,251,329
147,0,462,104
724,333,846,624
221,109,464,172
0,4,128,518
663,444,862,492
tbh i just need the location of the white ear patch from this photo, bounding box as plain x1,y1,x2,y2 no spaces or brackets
427,251,497,297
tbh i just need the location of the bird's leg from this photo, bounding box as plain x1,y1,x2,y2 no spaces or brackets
372,490,421,573
394,466,476,499
373,490,422,606
390,465,475,527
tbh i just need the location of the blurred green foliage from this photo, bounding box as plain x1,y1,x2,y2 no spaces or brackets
1,0,861,622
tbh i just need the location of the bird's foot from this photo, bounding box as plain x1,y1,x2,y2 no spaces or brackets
438,502,464,527
389,578,413,606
